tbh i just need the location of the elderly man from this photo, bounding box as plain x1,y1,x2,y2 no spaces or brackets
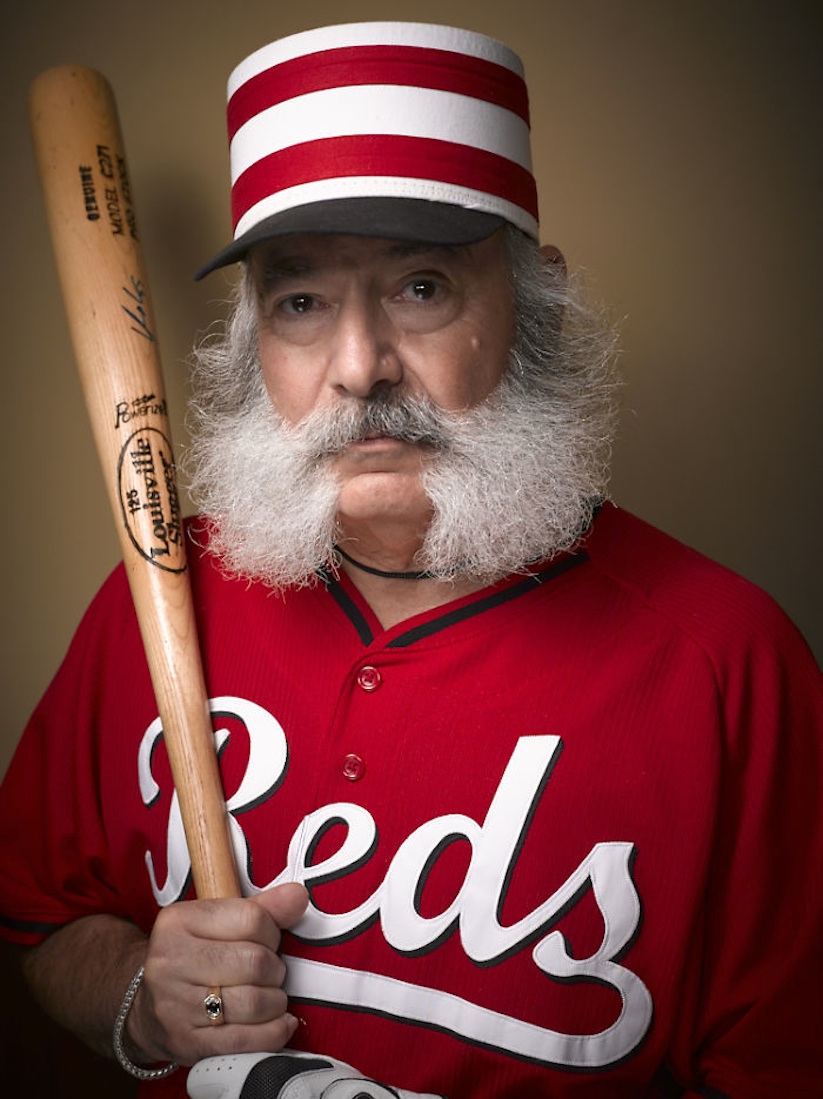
1,21,820,1099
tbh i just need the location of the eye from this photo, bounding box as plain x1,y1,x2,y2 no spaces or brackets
397,276,446,304
280,293,317,315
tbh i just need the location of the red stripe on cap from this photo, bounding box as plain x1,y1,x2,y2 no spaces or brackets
228,45,529,140
231,134,538,232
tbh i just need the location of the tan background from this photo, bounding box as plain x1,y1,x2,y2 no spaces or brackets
1,0,821,785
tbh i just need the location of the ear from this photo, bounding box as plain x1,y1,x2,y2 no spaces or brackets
539,243,566,275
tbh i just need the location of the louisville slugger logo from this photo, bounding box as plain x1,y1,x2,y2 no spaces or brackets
117,426,184,572
139,697,653,1070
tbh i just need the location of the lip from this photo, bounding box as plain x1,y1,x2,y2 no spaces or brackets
349,434,406,449
333,435,418,470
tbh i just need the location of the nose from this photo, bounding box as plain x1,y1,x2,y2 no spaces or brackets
327,296,402,398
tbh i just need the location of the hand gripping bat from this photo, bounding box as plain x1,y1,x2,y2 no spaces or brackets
29,65,240,902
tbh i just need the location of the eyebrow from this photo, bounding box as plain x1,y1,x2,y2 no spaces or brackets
382,241,466,264
255,256,316,283
253,239,468,289
252,253,326,300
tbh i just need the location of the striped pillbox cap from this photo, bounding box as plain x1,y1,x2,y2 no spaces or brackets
196,21,538,278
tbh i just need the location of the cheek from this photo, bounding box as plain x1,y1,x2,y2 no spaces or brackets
469,334,505,398
402,332,508,411
453,329,512,408
454,295,515,406
257,335,320,424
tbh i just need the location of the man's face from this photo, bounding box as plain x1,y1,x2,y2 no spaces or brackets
250,231,515,531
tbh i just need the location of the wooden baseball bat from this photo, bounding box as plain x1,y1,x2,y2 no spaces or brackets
29,65,240,901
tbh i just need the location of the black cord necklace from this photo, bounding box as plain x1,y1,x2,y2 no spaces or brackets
335,544,434,581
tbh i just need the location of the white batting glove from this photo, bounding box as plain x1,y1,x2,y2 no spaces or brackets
186,1049,447,1099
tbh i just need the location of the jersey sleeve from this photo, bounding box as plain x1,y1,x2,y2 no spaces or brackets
666,588,823,1098
0,565,139,946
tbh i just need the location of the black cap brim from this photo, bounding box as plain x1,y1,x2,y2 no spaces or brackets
194,197,505,280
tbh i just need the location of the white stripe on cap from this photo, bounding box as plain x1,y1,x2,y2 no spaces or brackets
230,85,532,184
228,21,525,96
235,178,539,242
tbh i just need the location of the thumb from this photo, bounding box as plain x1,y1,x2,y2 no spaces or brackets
251,881,309,929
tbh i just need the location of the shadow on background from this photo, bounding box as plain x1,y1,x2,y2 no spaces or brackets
2,943,138,1097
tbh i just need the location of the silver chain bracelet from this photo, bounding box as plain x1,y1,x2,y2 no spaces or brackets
112,964,179,1081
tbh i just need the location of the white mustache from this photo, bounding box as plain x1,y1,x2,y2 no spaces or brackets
294,394,452,459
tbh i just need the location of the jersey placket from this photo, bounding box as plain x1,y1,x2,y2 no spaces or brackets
324,645,406,797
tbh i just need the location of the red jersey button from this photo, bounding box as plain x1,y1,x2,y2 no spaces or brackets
342,753,366,781
357,665,382,692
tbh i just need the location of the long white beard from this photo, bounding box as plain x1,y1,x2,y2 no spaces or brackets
186,231,619,590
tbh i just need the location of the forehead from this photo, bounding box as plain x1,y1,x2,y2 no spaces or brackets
249,231,508,279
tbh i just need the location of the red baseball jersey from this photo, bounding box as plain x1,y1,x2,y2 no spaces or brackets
1,503,821,1098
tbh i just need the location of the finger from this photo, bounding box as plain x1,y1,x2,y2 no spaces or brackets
182,937,289,991
249,881,309,930
186,1013,300,1066
161,896,284,948
194,981,288,1029
139,978,298,1066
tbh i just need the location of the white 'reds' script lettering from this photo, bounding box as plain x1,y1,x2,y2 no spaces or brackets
137,697,652,1069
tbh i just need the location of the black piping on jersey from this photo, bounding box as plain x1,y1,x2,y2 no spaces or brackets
321,551,588,648
319,570,376,645
0,913,65,937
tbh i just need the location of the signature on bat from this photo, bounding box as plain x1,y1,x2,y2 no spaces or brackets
122,275,155,342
